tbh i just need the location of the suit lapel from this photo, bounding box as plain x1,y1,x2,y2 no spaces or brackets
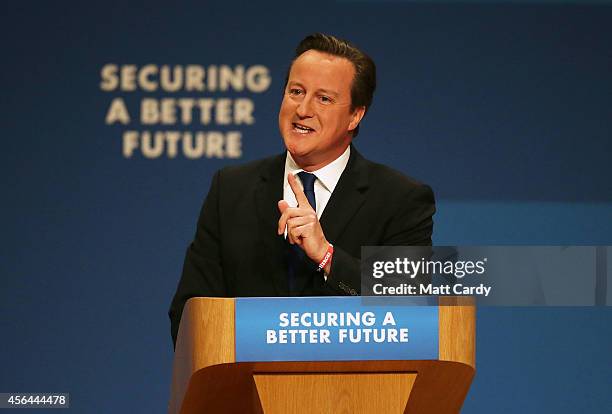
319,146,369,243
255,153,290,296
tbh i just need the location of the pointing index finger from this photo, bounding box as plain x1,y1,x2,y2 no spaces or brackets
288,173,312,209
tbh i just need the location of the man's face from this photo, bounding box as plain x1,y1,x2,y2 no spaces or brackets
278,50,365,171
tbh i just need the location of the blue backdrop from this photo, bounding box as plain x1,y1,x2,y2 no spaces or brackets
1,1,610,412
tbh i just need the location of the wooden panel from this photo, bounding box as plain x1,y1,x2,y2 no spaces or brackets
178,364,263,414
189,297,235,368
439,297,476,368
254,372,416,414
175,361,473,414
169,298,235,414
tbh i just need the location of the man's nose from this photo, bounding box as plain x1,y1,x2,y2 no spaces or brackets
296,94,314,118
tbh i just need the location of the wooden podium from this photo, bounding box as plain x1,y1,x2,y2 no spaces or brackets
169,297,475,414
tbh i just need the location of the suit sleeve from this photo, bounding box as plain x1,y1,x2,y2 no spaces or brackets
323,183,435,295
168,170,227,348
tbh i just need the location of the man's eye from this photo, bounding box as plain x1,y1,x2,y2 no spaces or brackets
288,88,303,96
319,95,333,104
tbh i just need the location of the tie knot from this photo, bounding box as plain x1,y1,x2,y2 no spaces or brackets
297,171,317,193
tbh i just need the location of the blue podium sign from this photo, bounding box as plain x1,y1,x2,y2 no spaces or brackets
235,297,438,362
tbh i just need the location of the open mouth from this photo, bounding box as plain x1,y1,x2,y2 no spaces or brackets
292,123,315,134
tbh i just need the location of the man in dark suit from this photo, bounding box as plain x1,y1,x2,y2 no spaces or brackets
169,33,435,346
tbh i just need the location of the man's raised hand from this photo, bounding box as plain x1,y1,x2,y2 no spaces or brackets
278,173,329,265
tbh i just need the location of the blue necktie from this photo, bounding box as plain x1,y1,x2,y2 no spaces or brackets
297,171,317,211
287,172,317,294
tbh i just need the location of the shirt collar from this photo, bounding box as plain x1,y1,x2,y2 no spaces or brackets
284,146,351,193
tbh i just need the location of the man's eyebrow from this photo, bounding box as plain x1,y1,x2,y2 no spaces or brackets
287,81,339,96
317,88,339,97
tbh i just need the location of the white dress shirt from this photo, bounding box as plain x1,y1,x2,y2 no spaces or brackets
282,146,351,217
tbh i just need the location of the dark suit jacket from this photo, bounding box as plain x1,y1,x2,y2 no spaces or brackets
169,146,435,345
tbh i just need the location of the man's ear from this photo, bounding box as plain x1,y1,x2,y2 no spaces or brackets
348,106,366,132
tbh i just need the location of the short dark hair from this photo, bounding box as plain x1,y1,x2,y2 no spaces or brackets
285,33,377,137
